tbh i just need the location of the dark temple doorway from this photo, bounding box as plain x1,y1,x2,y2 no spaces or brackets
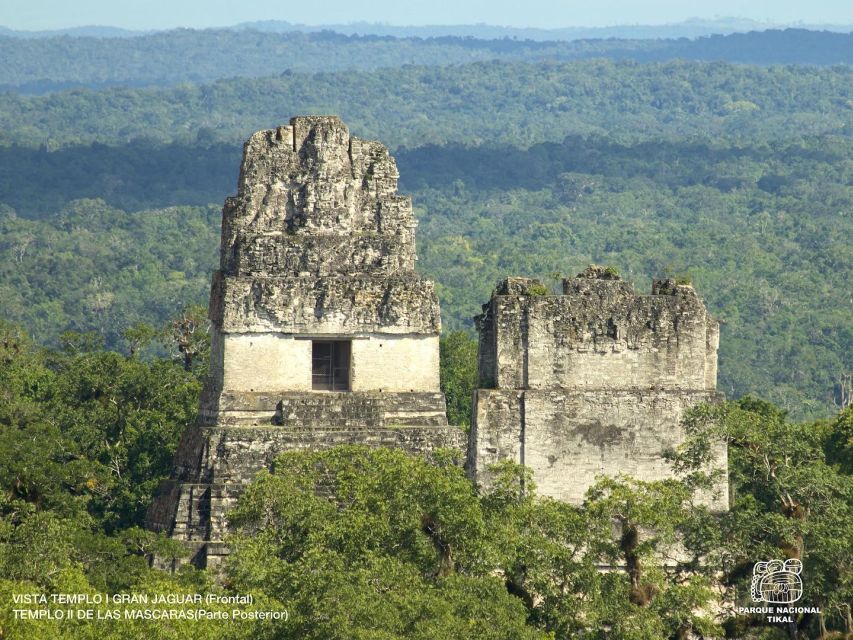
311,340,351,391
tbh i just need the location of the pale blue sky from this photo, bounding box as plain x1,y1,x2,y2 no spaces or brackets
1,0,851,31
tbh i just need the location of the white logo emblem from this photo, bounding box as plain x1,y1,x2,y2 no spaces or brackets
751,559,803,604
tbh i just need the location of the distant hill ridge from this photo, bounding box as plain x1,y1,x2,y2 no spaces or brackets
1,59,849,149
0,28,850,94
0,25,142,38
1,18,851,40
233,18,853,40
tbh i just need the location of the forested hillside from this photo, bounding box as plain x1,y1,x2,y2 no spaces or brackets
0,28,851,93
1,61,850,149
0,59,850,418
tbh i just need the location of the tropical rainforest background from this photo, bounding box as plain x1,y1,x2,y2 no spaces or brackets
0,24,851,640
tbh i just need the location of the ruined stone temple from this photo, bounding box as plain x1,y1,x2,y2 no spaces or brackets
466,269,728,510
149,116,728,568
147,116,465,569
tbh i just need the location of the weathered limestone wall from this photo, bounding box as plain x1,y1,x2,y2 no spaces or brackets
469,388,727,509
350,335,440,392
468,268,728,511
480,276,716,391
221,333,312,391
211,274,441,335
218,333,439,393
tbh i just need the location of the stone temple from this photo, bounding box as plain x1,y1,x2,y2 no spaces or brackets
149,116,728,568
466,269,728,510
147,116,465,569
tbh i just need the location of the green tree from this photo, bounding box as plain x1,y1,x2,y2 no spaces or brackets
673,398,853,638
161,304,210,373
225,445,724,639
439,330,478,428
121,322,157,358
0,320,200,531
46,349,201,530
226,446,542,639
480,462,719,639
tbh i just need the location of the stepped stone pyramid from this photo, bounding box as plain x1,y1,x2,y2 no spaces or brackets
147,116,465,569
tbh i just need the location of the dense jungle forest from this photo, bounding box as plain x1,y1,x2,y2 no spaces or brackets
2,59,850,418
0,28,851,93
0,26,851,640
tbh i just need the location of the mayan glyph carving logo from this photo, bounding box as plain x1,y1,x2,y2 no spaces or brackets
751,559,804,604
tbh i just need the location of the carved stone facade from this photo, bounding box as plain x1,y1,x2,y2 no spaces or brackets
147,116,465,569
466,268,729,510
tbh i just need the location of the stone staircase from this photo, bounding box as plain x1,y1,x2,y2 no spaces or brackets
147,390,465,571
